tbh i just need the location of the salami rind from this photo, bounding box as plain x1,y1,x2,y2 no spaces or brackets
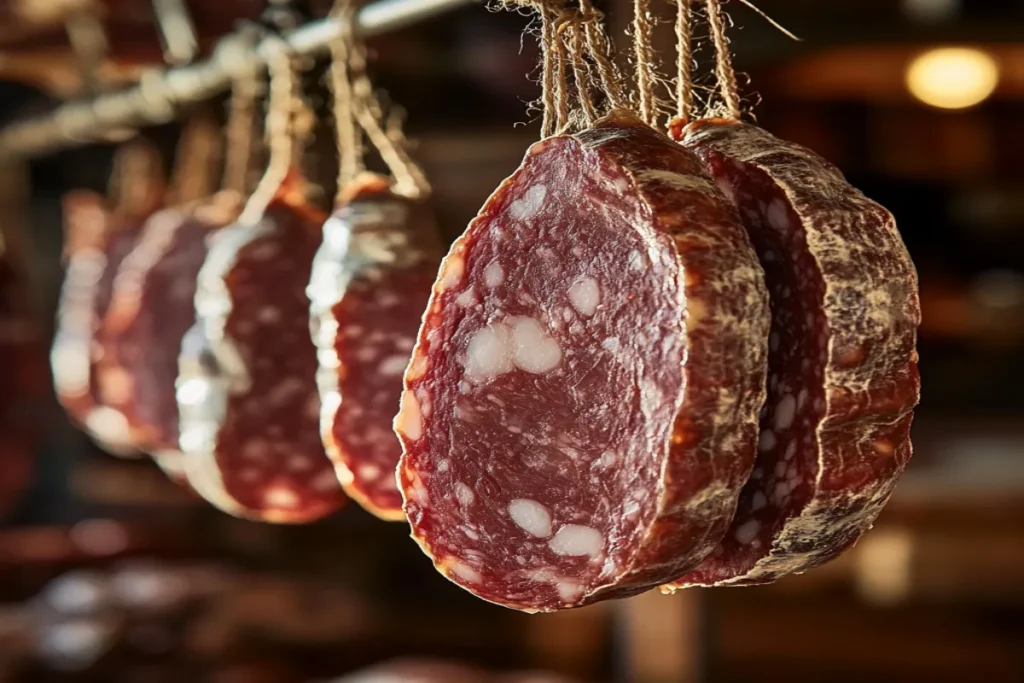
52,192,150,455
308,176,442,520
665,120,921,587
395,112,769,611
177,184,346,523
97,195,239,481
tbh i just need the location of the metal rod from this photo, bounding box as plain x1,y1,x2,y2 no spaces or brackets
0,0,476,159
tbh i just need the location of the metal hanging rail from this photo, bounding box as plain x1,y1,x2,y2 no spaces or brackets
0,0,476,160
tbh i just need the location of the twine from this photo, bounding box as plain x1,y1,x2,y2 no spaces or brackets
170,113,222,205
223,66,260,197
108,140,163,217
330,0,430,200
674,0,694,122
578,0,625,111
706,0,742,120
632,0,658,126
238,36,301,225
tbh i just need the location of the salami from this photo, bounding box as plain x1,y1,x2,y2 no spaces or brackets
308,175,442,520
97,195,239,481
395,112,769,611
177,179,346,522
52,192,153,454
664,120,920,587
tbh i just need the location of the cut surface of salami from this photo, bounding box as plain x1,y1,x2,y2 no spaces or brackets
309,176,441,520
178,182,346,522
666,120,921,587
98,195,239,481
395,112,769,611
52,192,153,455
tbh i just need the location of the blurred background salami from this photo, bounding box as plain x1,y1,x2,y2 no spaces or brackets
0,0,1023,681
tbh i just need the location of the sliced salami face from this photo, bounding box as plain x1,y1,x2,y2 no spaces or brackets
395,112,769,611
309,176,442,520
52,192,151,455
665,120,921,587
97,195,239,481
178,184,346,522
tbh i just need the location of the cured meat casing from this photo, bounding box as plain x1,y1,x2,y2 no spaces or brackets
97,195,239,481
178,181,346,522
666,120,921,588
52,192,152,455
395,112,770,611
308,176,442,520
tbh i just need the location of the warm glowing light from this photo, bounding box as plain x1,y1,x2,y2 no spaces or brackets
906,47,999,109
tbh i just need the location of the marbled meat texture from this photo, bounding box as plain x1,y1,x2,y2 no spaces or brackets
395,112,770,611
665,120,921,588
52,191,151,455
98,196,238,482
309,177,442,520
178,189,346,523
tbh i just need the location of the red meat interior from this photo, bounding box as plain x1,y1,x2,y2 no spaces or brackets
404,138,686,609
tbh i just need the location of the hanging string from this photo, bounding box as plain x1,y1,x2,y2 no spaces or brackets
329,2,365,194
170,114,221,205
705,0,742,119
632,0,658,126
108,140,163,217
550,6,572,132
565,16,598,125
674,0,694,122
238,36,299,225
537,3,559,137
331,0,431,199
223,66,260,197
578,0,625,111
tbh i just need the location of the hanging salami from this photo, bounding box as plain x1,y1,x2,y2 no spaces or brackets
52,142,164,454
98,197,238,481
307,8,442,520
97,115,234,482
395,5,769,611
177,42,345,522
663,0,920,587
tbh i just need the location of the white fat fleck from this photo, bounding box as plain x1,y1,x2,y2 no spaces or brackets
596,449,618,469
774,394,797,431
507,499,553,538
735,519,760,545
455,482,475,506
602,337,620,353
437,459,450,473
455,287,477,307
775,461,787,477
394,390,423,441
510,316,561,374
751,492,768,511
449,560,481,583
757,429,777,453
785,441,797,460
313,470,340,493
379,354,410,376
567,277,600,317
484,261,504,288
509,184,547,220
767,200,790,233
464,528,480,541
623,500,640,517
264,487,299,509
84,407,131,446
257,307,281,325
639,377,663,420
769,332,780,352
464,322,514,383
556,579,583,602
776,481,791,500
548,524,604,557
